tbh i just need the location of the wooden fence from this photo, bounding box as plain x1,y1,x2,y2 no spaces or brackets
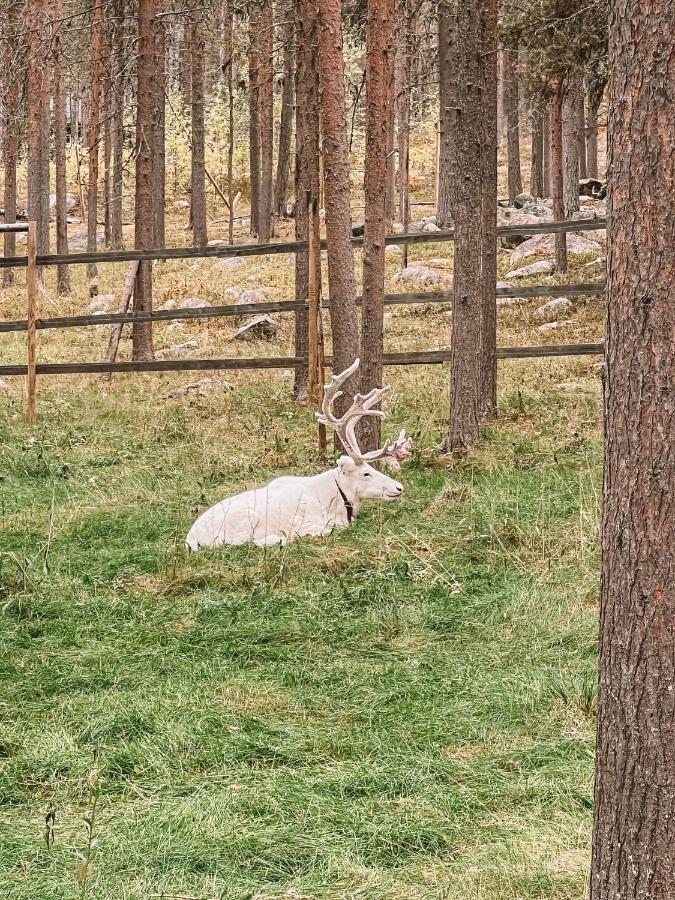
0,218,606,421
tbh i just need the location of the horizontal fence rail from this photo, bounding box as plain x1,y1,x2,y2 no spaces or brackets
0,344,605,377
0,282,605,334
0,218,606,269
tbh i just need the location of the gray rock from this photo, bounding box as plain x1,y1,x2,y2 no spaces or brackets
181,297,212,309
168,377,220,399
233,314,277,341
237,289,266,304
86,294,114,313
385,244,401,255
581,256,606,269
392,265,443,286
213,257,245,270
422,221,441,233
534,297,573,321
510,231,601,263
221,288,241,302
155,340,199,359
174,200,190,209
157,298,178,311
537,321,560,332
505,259,555,279
514,192,536,209
69,233,104,250
49,192,78,211
0,378,10,392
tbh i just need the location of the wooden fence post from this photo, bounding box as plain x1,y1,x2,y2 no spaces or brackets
26,221,38,424
307,191,326,455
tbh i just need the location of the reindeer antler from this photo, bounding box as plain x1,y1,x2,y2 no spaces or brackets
316,359,412,468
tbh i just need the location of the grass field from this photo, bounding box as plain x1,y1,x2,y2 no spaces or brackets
0,205,605,899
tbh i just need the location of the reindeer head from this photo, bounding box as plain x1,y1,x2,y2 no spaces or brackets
317,359,412,503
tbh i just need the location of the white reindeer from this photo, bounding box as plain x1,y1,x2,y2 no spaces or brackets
186,359,412,549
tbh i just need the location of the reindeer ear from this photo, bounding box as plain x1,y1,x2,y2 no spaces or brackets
336,455,356,475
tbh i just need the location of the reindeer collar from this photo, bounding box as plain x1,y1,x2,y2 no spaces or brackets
334,477,354,523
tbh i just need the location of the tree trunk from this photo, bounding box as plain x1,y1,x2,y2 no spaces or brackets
549,83,567,274
153,19,166,248
586,78,604,179
447,0,482,451
293,0,310,400
132,0,157,360
496,47,505,150
26,0,49,288
591,1,675,896
395,0,410,266
110,0,125,250
52,0,70,293
87,0,104,279
258,0,274,242
273,0,294,219
530,95,544,198
577,92,587,180
542,105,551,197
437,0,458,228
2,1,19,287
360,0,395,452
503,43,522,203
179,21,192,103
562,73,581,218
479,0,498,421
225,0,235,242
316,0,359,419
190,13,208,248
248,8,261,238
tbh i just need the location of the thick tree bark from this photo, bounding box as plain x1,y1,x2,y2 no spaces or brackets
590,1,675,897
110,0,125,250
132,0,157,360
26,0,49,288
190,14,208,248
52,0,70,292
87,0,104,278
586,77,605,179
447,0,483,450
273,0,294,219
549,83,567,274
577,93,587,180
503,43,522,203
2,1,19,287
562,72,581,218
293,0,309,400
257,0,274,242
530,95,545,198
316,0,359,418
248,8,261,238
225,0,236,242
360,0,395,452
437,0,458,228
153,19,166,248
542,105,551,197
395,0,410,265
479,0,498,421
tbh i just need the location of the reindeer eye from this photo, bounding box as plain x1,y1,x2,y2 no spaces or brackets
363,472,372,477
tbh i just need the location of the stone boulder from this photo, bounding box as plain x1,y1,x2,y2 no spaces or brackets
509,231,602,263
505,260,555,279
213,257,245,270
233,314,277,341
534,297,573,321
513,192,535,209
155,340,199,359
392,266,443,286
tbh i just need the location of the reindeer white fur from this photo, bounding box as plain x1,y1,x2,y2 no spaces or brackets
186,359,412,549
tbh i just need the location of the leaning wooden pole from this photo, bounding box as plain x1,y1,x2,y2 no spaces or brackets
25,222,38,423
102,259,140,375
307,192,326,454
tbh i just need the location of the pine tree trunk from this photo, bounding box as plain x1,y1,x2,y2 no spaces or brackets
542,105,551,197
591,1,675,896
87,0,104,278
549,83,567,274
503,43,522,203
2,1,19,287
586,80,604,179
248,8,261,238
153,20,166,248
316,0,359,417
103,20,112,249
530,95,544,198
26,0,49,288
437,0,458,228
562,73,580,218
180,22,192,103
479,0,498,421
273,0,294,219
447,0,482,450
225,0,235,242
258,0,274,241
360,0,395,452
52,0,70,292
395,0,410,263
577,93,587,180
132,0,157,360
110,0,125,250
190,14,208,248
293,0,310,400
